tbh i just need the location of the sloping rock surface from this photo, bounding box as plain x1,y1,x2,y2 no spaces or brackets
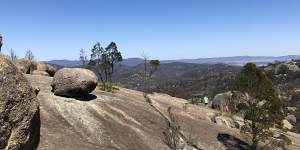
26,74,300,150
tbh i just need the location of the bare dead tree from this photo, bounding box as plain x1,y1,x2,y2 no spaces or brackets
9,49,17,63
0,34,3,52
79,48,88,66
25,49,34,61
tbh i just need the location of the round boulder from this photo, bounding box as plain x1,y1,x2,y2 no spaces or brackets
51,68,98,97
212,92,232,110
0,54,40,149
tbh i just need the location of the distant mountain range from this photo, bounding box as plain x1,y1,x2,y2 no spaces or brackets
45,55,300,67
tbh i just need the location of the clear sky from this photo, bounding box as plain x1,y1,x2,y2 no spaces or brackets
1,0,300,61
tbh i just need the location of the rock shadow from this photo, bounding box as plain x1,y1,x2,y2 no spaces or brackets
27,107,41,150
75,94,97,101
217,133,249,150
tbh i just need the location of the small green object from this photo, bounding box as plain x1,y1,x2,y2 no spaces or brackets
204,96,209,104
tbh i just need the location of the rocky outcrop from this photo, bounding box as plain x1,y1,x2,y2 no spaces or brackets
51,68,98,97
212,91,245,113
275,62,300,74
15,59,56,77
0,55,40,150
15,59,35,74
23,73,300,150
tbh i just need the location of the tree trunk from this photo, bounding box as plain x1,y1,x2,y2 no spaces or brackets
252,140,258,150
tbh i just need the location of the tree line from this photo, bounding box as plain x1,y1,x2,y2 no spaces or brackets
79,42,160,92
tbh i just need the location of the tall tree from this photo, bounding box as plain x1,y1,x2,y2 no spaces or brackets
89,42,123,91
0,34,3,52
106,42,123,82
141,52,160,91
233,63,285,150
141,52,150,85
79,48,88,66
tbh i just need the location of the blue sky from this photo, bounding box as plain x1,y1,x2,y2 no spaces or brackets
1,0,300,61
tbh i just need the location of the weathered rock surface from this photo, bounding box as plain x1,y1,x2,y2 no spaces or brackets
213,115,244,129
215,116,237,128
32,70,50,77
275,62,300,74
15,59,33,74
24,74,300,150
0,55,40,150
51,68,98,97
283,119,293,130
15,59,56,77
286,115,297,125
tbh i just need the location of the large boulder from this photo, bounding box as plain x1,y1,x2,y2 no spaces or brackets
45,64,56,77
212,91,246,113
0,55,40,149
212,91,232,112
51,68,98,97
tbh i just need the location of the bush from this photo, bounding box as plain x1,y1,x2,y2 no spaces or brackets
277,64,289,75
98,83,119,92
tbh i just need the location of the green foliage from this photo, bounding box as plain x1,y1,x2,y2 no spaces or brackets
277,64,289,75
141,56,161,92
89,42,123,92
279,134,292,145
233,63,285,149
150,59,160,66
149,59,160,77
98,83,119,92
